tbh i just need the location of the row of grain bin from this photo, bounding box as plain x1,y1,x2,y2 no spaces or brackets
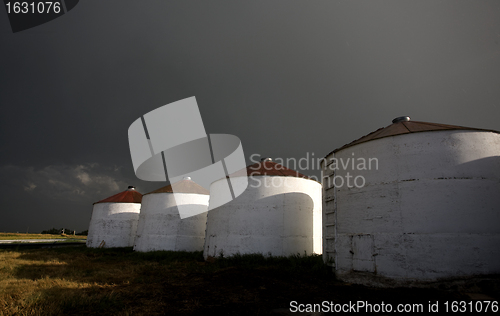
86,159,322,258
322,117,500,286
87,116,499,287
87,178,210,251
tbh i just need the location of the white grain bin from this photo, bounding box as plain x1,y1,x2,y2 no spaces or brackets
204,158,322,259
133,177,209,252
322,116,500,286
86,186,142,248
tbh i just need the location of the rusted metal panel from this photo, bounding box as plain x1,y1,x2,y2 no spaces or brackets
352,234,375,273
329,119,500,155
229,160,314,180
145,178,209,195
94,189,143,204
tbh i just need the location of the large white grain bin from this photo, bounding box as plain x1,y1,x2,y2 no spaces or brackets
322,117,500,286
204,158,322,259
133,177,209,252
86,186,142,248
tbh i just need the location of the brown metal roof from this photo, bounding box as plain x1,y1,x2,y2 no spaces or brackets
228,160,314,180
145,179,210,195
94,188,143,204
330,119,500,155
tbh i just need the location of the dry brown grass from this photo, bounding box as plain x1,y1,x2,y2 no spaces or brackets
0,247,184,315
0,233,86,241
1,247,494,315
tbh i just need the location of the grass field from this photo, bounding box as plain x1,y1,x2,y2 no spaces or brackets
0,233,86,241
0,247,497,315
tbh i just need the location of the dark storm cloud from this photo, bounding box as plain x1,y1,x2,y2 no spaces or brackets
0,163,158,232
1,163,126,200
1,0,500,232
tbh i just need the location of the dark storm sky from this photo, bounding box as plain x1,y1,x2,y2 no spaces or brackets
1,1,499,233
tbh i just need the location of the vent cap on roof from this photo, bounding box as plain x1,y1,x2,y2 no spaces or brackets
260,157,272,162
392,116,411,123
128,186,135,190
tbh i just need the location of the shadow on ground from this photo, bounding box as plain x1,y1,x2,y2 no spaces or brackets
5,247,499,315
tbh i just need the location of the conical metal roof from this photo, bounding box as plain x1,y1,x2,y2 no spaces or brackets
145,178,210,195
94,187,143,204
229,158,314,180
331,117,500,154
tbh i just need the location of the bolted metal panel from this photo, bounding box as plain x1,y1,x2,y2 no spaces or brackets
322,127,500,286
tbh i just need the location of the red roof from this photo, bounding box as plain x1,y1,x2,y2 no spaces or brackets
145,179,209,195
94,188,143,204
229,160,314,180
330,119,500,154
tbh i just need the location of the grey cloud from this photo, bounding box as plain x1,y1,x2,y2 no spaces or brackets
1,164,129,202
